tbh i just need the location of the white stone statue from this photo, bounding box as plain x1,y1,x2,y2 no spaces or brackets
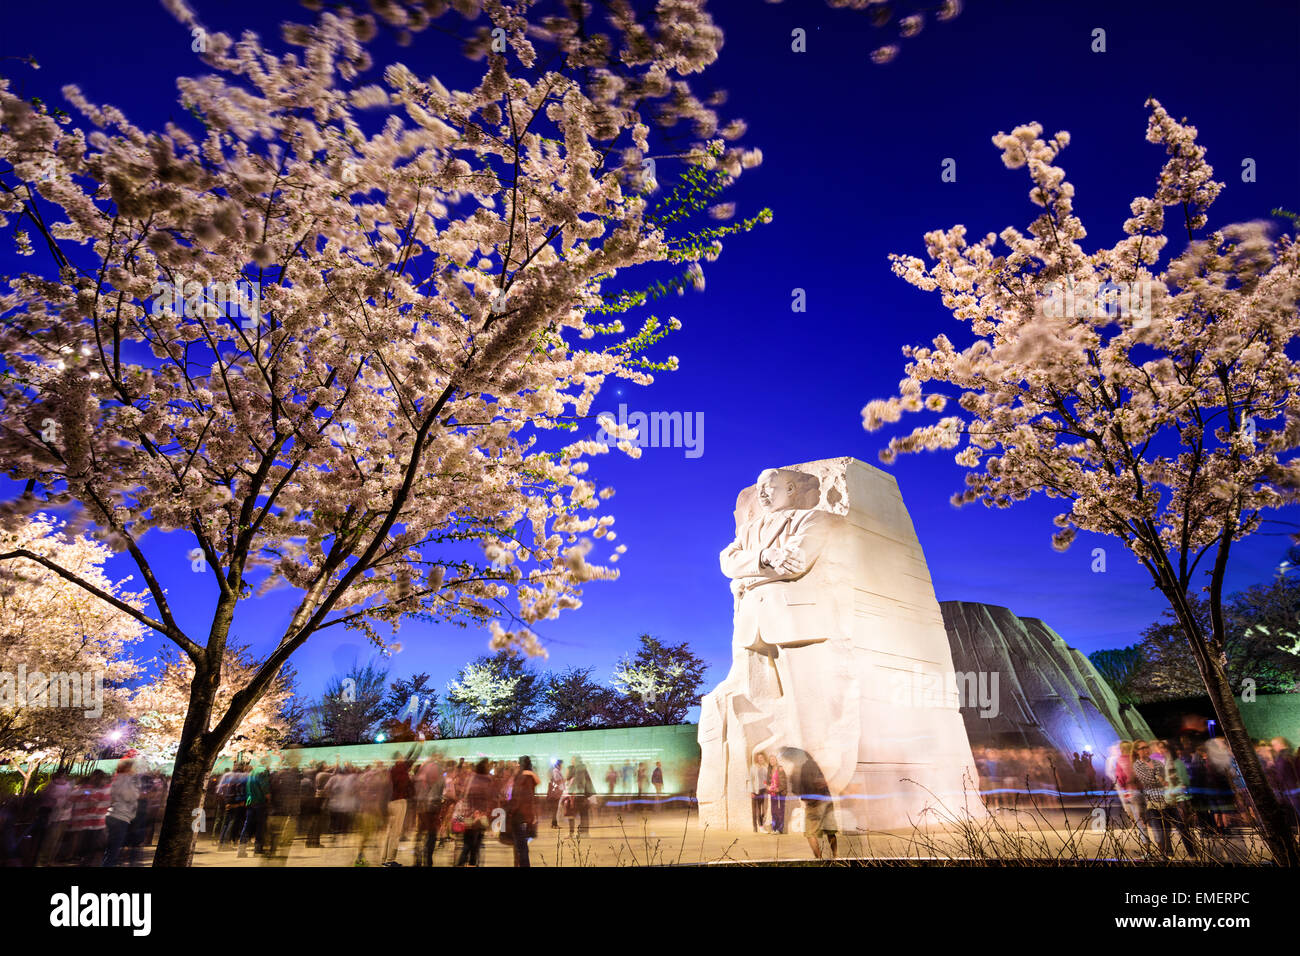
697,457,983,833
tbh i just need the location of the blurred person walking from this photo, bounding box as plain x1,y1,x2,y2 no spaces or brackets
238,764,271,858
1132,741,1176,856
103,759,140,867
68,771,111,866
437,759,460,847
1267,737,1300,825
1158,740,1200,857
546,760,564,829
506,756,540,867
36,773,73,866
218,763,248,849
1203,738,1241,830
568,758,595,837
382,754,413,866
324,764,356,843
1110,742,1146,841
356,762,391,866
305,762,331,848
980,747,1001,810
413,758,444,866
454,758,494,867
779,749,837,860
126,767,156,865
203,774,222,844
266,758,303,864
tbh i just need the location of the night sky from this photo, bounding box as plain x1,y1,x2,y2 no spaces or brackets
3,0,1298,711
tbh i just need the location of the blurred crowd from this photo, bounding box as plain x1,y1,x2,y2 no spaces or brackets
4,734,1300,864
0,759,168,867
974,744,1100,801
974,735,1300,855
0,750,674,867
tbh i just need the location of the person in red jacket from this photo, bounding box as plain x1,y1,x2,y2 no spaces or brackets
507,756,541,867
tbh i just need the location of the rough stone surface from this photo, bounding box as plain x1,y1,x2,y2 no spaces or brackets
939,600,1154,759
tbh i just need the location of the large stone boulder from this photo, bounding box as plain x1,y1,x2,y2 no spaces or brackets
939,600,1153,762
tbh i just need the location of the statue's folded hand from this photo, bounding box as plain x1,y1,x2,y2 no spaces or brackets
762,546,805,575
780,548,807,574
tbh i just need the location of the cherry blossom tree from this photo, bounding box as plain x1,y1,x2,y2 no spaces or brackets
0,514,144,790
1121,577,1300,701
445,650,543,735
0,0,765,864
863,99,1300,863
611,633,706,724
129,643,294,765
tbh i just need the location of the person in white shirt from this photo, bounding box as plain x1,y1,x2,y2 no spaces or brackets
104,759,140,866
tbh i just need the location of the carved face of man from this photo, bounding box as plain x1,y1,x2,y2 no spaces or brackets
756,469,797,512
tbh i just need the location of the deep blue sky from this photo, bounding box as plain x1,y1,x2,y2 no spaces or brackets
3,0,1298,708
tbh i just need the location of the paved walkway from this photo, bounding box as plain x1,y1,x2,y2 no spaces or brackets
184,806,1268,866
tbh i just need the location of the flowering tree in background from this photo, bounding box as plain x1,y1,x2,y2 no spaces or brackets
1119,577,1300,701
446,650,543,735
611,633,706,724
445,660,520,735
130,643,294,764
0,514,143,790
863,100,1300,863
0,0,765,863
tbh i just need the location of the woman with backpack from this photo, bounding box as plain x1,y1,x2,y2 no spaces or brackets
218,763,248,849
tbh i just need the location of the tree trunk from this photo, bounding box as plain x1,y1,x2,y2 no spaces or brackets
153,740,215,866
1167,588,1300,865
1193,645,1298,865
153,658,222,867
